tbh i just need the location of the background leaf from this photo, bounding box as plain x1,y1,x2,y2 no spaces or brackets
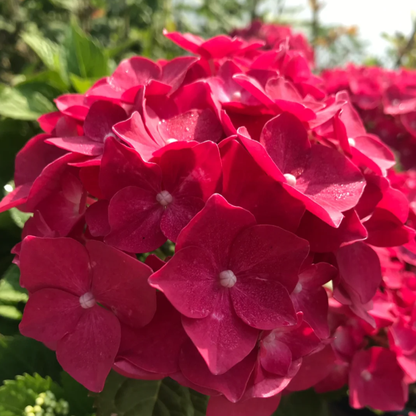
0,336,62,382
95,371,208,416
0,265,28,303
0,85,55,120
65,21,109,79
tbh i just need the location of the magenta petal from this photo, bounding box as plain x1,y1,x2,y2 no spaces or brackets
56,305,121,392
179,340,256,403
220,138,305,232
83,101,127,142
20,289,83,343
158,109,223,143
287,344,336,391
55,94,88,120
297,209,368,253
337,242,382,304
287,145,365,227
160,196,205,242
0,184,30,213
207,395,281,416
349,347,407,411
85,200,110,237
291,264,336,339
113,360,164,380
117,293,187,374
149,246,219,319
351,135,395,176
15,133,67,187
245,360,300,399
87,240,156,328
106,186,165,253
113,111,163,161
160,141,222,200
160,56,199,93
260,339,292,375
100,136,161,200
176,194,256,268
260,112,310,173
231,278,297,330
163,30,203,54
111,56,161,91
46,136,103,156
20,236,91,295
237,130,286,182
38,111,61,134
26,152,82,211
230,224,309,292
182,292,259,375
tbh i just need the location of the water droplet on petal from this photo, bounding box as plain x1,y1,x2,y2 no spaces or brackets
167,138,177,144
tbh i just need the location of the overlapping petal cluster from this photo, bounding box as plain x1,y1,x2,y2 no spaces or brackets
1,23,416,415
322,65,416,170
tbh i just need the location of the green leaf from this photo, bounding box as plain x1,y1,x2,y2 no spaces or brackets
0,373,62,414
0,84,55,121
70,74,98,94
21,32,63,74
273,389,329,416
9,207,32,229
18,70,69,94
189,389,209,416
60,372,94,416
0,265,28,303
0,336,62,383
95,371,207,416
65,21,109,79
0,119,38,186
0,305,22,320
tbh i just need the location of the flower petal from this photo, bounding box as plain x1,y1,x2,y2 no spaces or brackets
87,240,156,328
20,288,83,343
20,236,91,295
56,305,121,392
182,291,259,375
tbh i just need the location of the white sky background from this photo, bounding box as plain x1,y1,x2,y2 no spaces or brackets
266,0,416,65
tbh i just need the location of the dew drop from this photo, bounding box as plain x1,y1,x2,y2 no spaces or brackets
348,138,356,147
167,138,178,144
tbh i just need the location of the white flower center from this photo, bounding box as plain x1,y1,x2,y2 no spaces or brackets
284,173,297,186
348,138,356,147
361,370,372,381
166,138,177,144
156,190,173,206
219,270,237,288
79,292,96,309
293,282,303,294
